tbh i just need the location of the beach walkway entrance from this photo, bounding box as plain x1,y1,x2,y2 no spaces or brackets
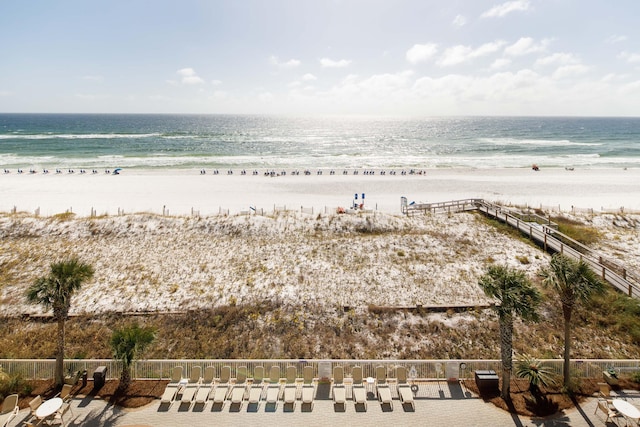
401,197,640,299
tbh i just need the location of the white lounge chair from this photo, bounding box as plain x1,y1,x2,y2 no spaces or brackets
230,366,248,409
248,366,265,408
0,394,19,427
283,366,297,409
160,366,184,405
195,366,215,404
351,366,367,411
265,366,281,408
376,365,393,410
212,366,231,407
396,366,415,410
332,366,346,408
301,366,315,410
181,366,202,404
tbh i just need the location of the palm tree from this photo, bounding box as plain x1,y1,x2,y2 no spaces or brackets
479,264,541,399
25,257,94,386
110,323,156,390
539,253,604,389
516,355,556,399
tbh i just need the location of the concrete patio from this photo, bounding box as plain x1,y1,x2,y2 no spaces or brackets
9,381,639,427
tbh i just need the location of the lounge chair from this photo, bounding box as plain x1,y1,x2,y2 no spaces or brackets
195,366,215,404
376,365,393,410
230,366,248,408
54,383,75,418
160,366,184,405
0,394,19,427
332,366,346,408
283,366,297,409
595,395,623,423
64,370,82,386
351,366,367,411
211,366,231,407
28,395,42,418
265,366,281,408
301,366,315,410
396,366,415,410
181,366,202,404
248,366,265,408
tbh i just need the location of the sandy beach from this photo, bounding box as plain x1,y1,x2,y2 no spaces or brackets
1,167,639,217
2,166,640,359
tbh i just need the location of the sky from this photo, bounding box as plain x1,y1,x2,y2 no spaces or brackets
1,0,639,116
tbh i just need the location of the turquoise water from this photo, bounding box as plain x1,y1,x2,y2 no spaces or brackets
0,114,639,169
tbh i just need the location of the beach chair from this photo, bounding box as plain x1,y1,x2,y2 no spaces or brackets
351,366,367,411
248,366,265,408
332,366,346,408
28,395,43,418
594,394,623,423
195,366,215,405
160,366,184,405
212,366,231,406
376,366,393,410
54,383,75,418
265,366,281,408
0,394,19,427
283,366,297,409
230,366,248,409
301,366,315,410
181,365,202,404
396,366,415,410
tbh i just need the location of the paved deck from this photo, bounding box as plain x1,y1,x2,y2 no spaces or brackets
10,382,638,427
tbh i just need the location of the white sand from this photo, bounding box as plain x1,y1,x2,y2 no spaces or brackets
1,167,639,217
1,167,639,316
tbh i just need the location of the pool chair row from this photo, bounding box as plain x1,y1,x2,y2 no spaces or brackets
160,365,316,411
160,364,416,412
332,365,415,412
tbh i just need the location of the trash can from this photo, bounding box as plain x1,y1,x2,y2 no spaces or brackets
82,370,88,388
93,366,107,389
474,370,499,395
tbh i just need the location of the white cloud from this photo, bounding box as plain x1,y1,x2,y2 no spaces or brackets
437,41,506,67
535,52,579,67
0,90,11,97
438,45,473,67
481,0,530,18
177,68,204,85
452,14,467,27
606,35,627,44
618,51,640,63
211,79,222,86
552,64,589,80
490,58,512,70
406,43,438,64
319,58,352,68
269,56,301,68
504,37,550,56
302,73,317,81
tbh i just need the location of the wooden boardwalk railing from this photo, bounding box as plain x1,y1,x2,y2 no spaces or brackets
401,197,640,299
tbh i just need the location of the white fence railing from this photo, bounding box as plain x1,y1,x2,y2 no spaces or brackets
2,359,639,381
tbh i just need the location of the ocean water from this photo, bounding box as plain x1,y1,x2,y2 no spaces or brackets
0,114,639,170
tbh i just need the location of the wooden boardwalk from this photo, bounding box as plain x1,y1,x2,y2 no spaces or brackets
401,197,640,299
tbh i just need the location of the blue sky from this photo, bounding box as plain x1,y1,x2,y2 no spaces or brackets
1,0,639,115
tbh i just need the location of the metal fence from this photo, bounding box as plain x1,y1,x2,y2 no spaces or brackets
2,359,639,381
